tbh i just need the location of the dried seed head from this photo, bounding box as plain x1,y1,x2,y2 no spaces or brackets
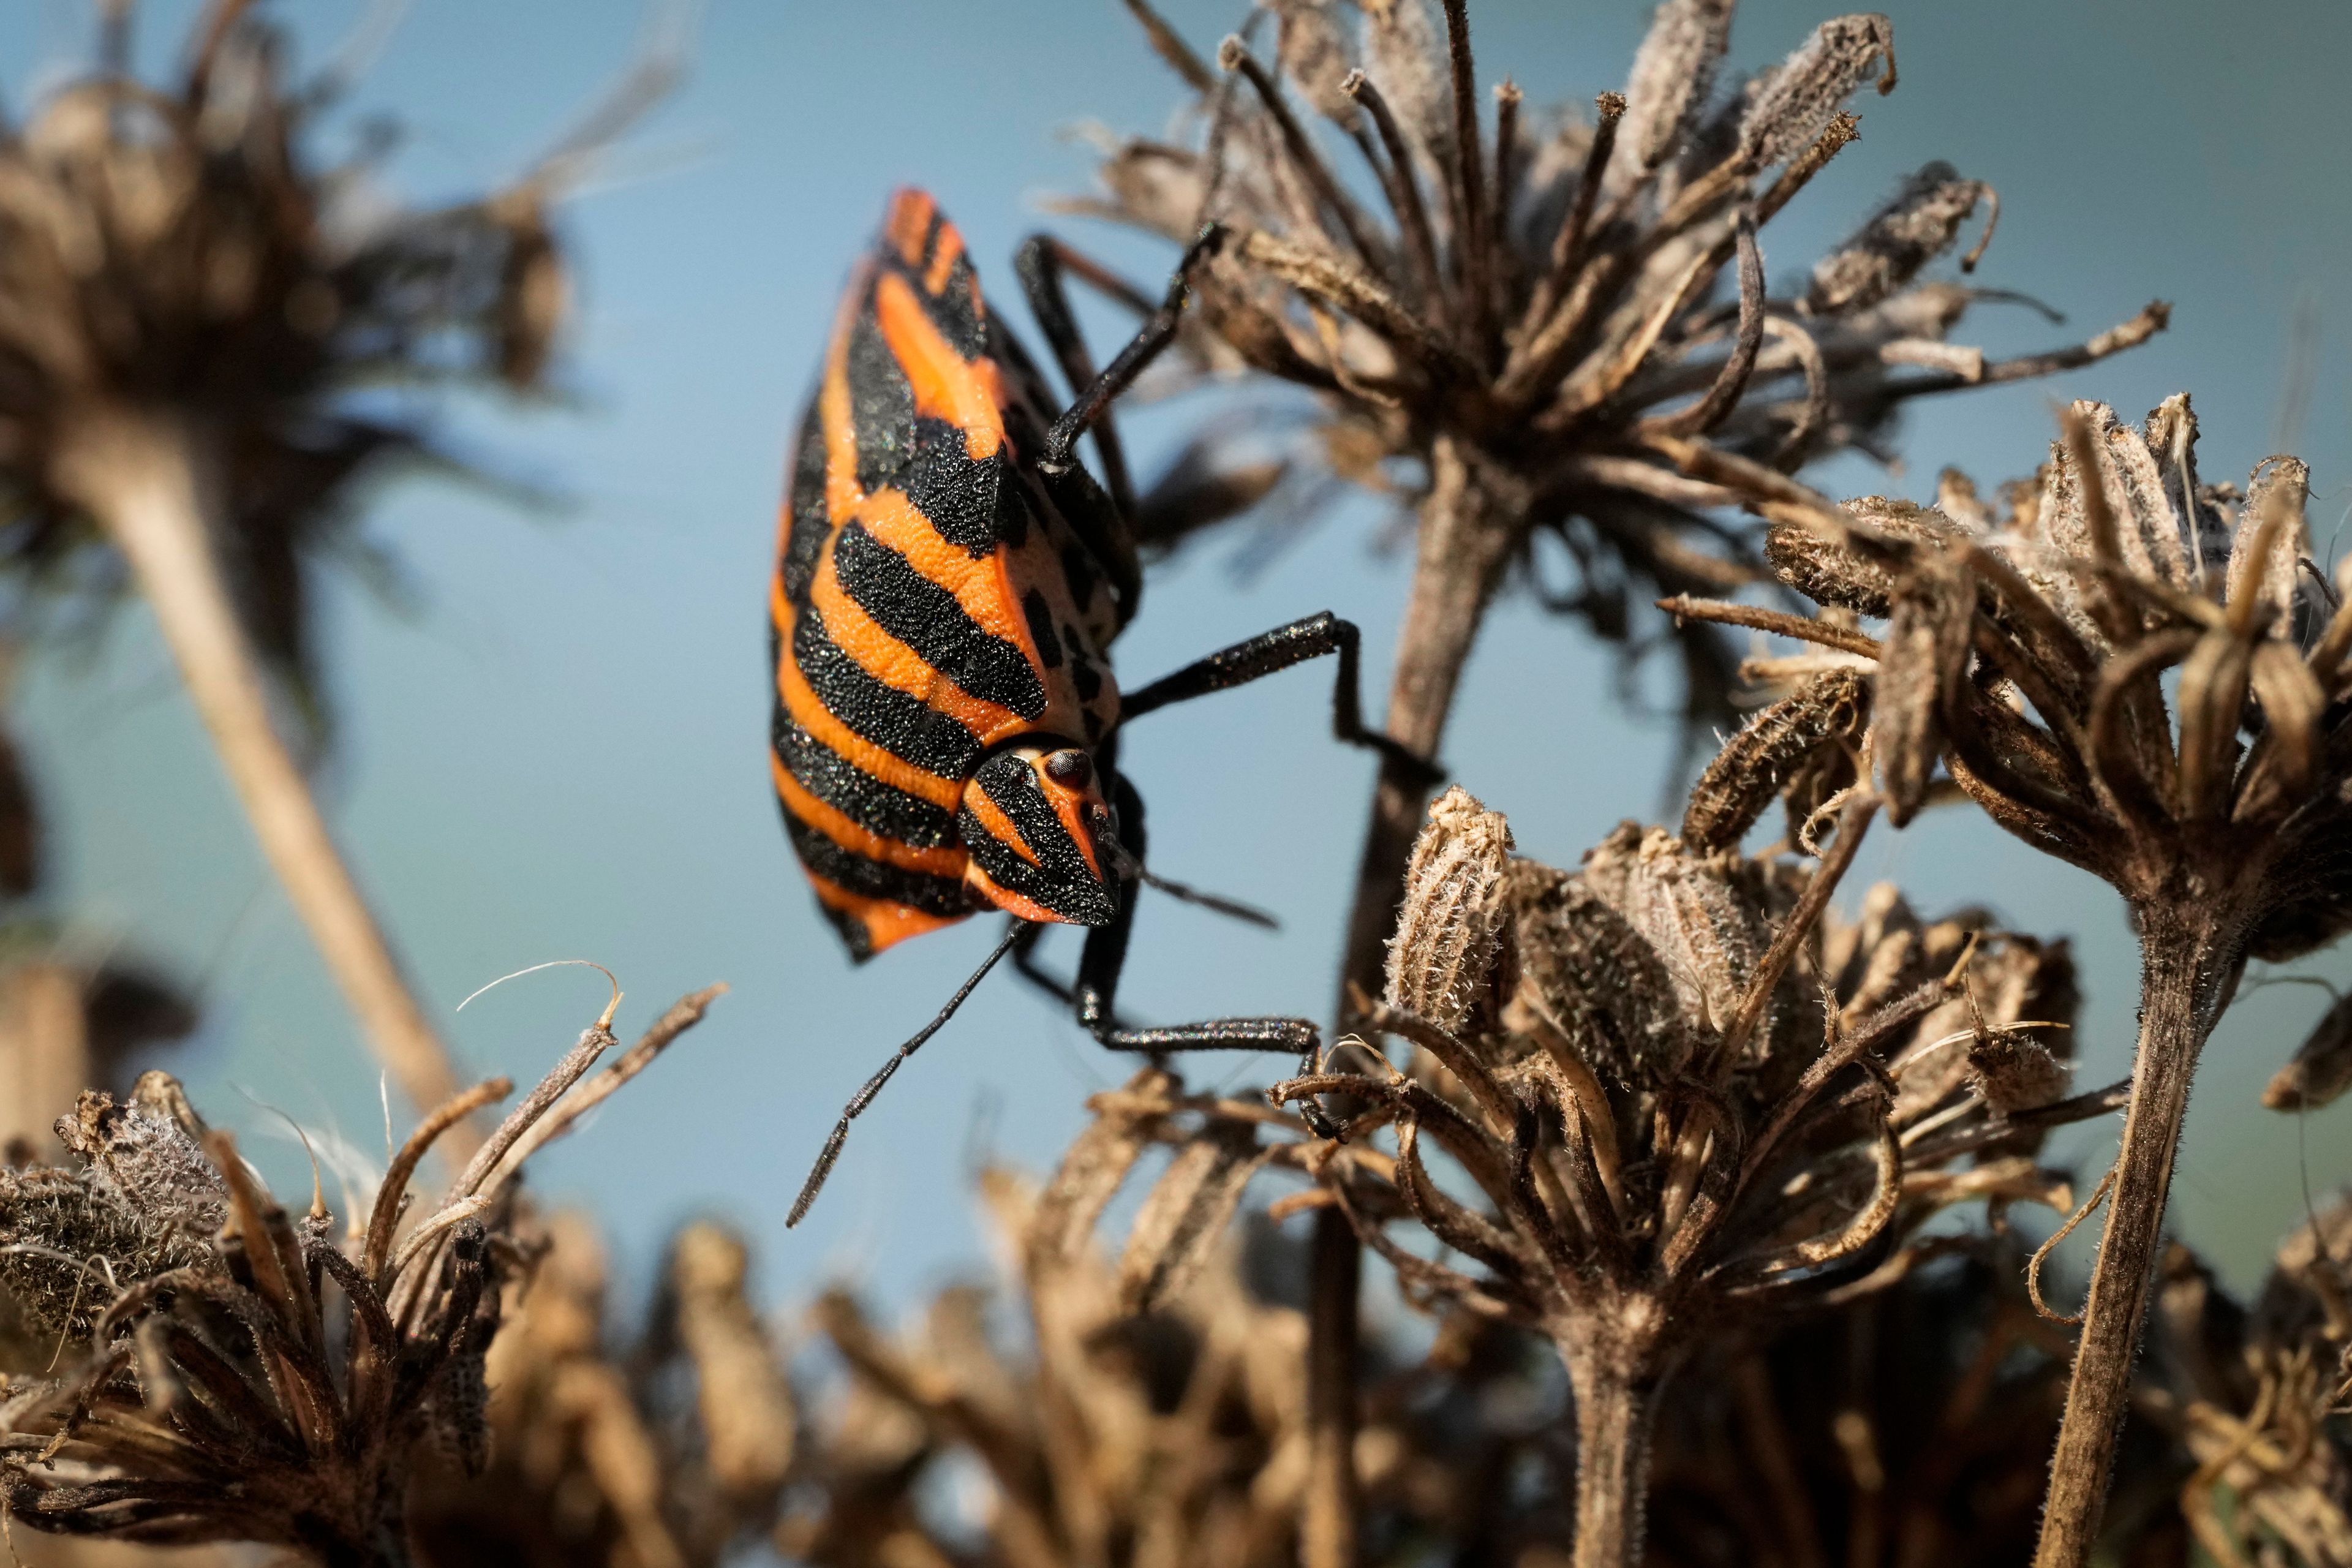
2261,992,2352,1111
1964,1027,2069,1115
1806,161,1990,315
1386,784,1516,1030
1615,0,1736,175
1739,14,1896,170
1506,858,1691,1087
2231,455,2316,637
53,1087,225,1250
1580,822,1768,1048
1684,667,1871,850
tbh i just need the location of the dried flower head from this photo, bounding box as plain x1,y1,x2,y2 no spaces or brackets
1094,782,2098,1565
1065,0,2163,738
0,985,718,1564
1678,394,2352,1561
0,3,671,729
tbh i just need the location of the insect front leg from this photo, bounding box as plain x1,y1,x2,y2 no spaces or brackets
1117,611,1443,785
1035,224,1226,480
1077,773,1341,1136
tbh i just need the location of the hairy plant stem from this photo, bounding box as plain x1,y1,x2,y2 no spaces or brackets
1337,434,1531,1001
1309,434,1529,1568
1562,1329,1662,1568
2032,898,2238,1568
51,405,470,1152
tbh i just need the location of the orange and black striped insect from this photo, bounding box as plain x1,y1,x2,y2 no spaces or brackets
772,189,1428,1221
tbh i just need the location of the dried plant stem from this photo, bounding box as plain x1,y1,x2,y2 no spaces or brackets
51,407,469,1148
1338,435,1530,999
1564,1338,1659,1568
2032,903,2233,1568
1304,1202,1362,1568
0,963,89,1153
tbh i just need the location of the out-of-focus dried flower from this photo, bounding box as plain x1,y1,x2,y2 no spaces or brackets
0,986,718,1566
1670,394,2352,1566
2264,991,2352,1112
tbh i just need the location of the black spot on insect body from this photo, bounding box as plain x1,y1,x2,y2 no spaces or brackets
1023,590,1064,669
845,310,916,497
900,418,1003,556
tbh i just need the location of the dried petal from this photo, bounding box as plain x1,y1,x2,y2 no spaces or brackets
1739,15,1896,170
1806,161,1989,315
2262,991,2352,1111
1615,0,1736,175
1874,551,1973,824
1683,667,1871,850
1118,1123,1267,1313
1386,785,1516,1030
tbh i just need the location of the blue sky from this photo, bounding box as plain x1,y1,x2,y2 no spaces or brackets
17,0,2352,1311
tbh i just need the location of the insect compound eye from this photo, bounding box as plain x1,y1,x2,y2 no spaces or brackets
1042,749,1094,789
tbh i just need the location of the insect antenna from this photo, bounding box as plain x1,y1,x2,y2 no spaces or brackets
788,922,1027,1227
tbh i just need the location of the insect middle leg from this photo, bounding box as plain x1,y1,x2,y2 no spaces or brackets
1117,610,1442,783
1028,224,1227,480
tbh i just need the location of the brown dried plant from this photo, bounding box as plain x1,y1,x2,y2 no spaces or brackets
0,0,678,1140
1058,778,2118,1567
1669,395,2352,1565
407,1210,796,1568
784,1147,1556,1567
1068,0,2164,1001
0,984,720,1566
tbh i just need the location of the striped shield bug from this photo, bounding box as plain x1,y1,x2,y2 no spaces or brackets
772,190,1433,1222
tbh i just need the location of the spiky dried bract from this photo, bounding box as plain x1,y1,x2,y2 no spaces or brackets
1385,785,1515,1030
0,989,715,1564
1716,394,2352,1565
1072,0,2162,744
2262,991,2352,1111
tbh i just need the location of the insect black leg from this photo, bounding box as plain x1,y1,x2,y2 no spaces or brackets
1079,772,1343,1137
1117,610,1442,786
1014,236,1157,522
1037,224,1226,479
787,922,1025,1227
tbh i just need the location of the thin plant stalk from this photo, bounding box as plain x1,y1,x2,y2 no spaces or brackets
1563,1343,1658,1568
2033,902,2236,1568
51,407,469,1146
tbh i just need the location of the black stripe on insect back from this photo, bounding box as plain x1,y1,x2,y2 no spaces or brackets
771,709,959,850
845,306,916,496
791,609,982,780
898,418,1014,557
960,753,1115,924
832,518,1046,719
777,810,971,918
778,394,831,605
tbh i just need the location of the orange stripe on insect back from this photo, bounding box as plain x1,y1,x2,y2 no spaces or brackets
807,869,963,955
963,861,1066,927
874,271,1006,461
769,571,793,639
1039,774,1105,883
858,488,1033,649
809,554,1025,744
922,221,965,296
884,189,936,268
960,784,1040,867
772,755,968,877
818,269,869,521
775,630,963,812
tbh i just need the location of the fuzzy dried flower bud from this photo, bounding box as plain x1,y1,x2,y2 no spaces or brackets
1764,498,1958,619
1874,549,1974,824
1964,1026,2070,1115
1807,161,1992,314
2261,991,2352,1111
53,1087,225,1249
1684,667,1872,850
1386,785,1515,1030
1740,14,1896,170
1579,822,1766,1046
1615,0,1735,175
